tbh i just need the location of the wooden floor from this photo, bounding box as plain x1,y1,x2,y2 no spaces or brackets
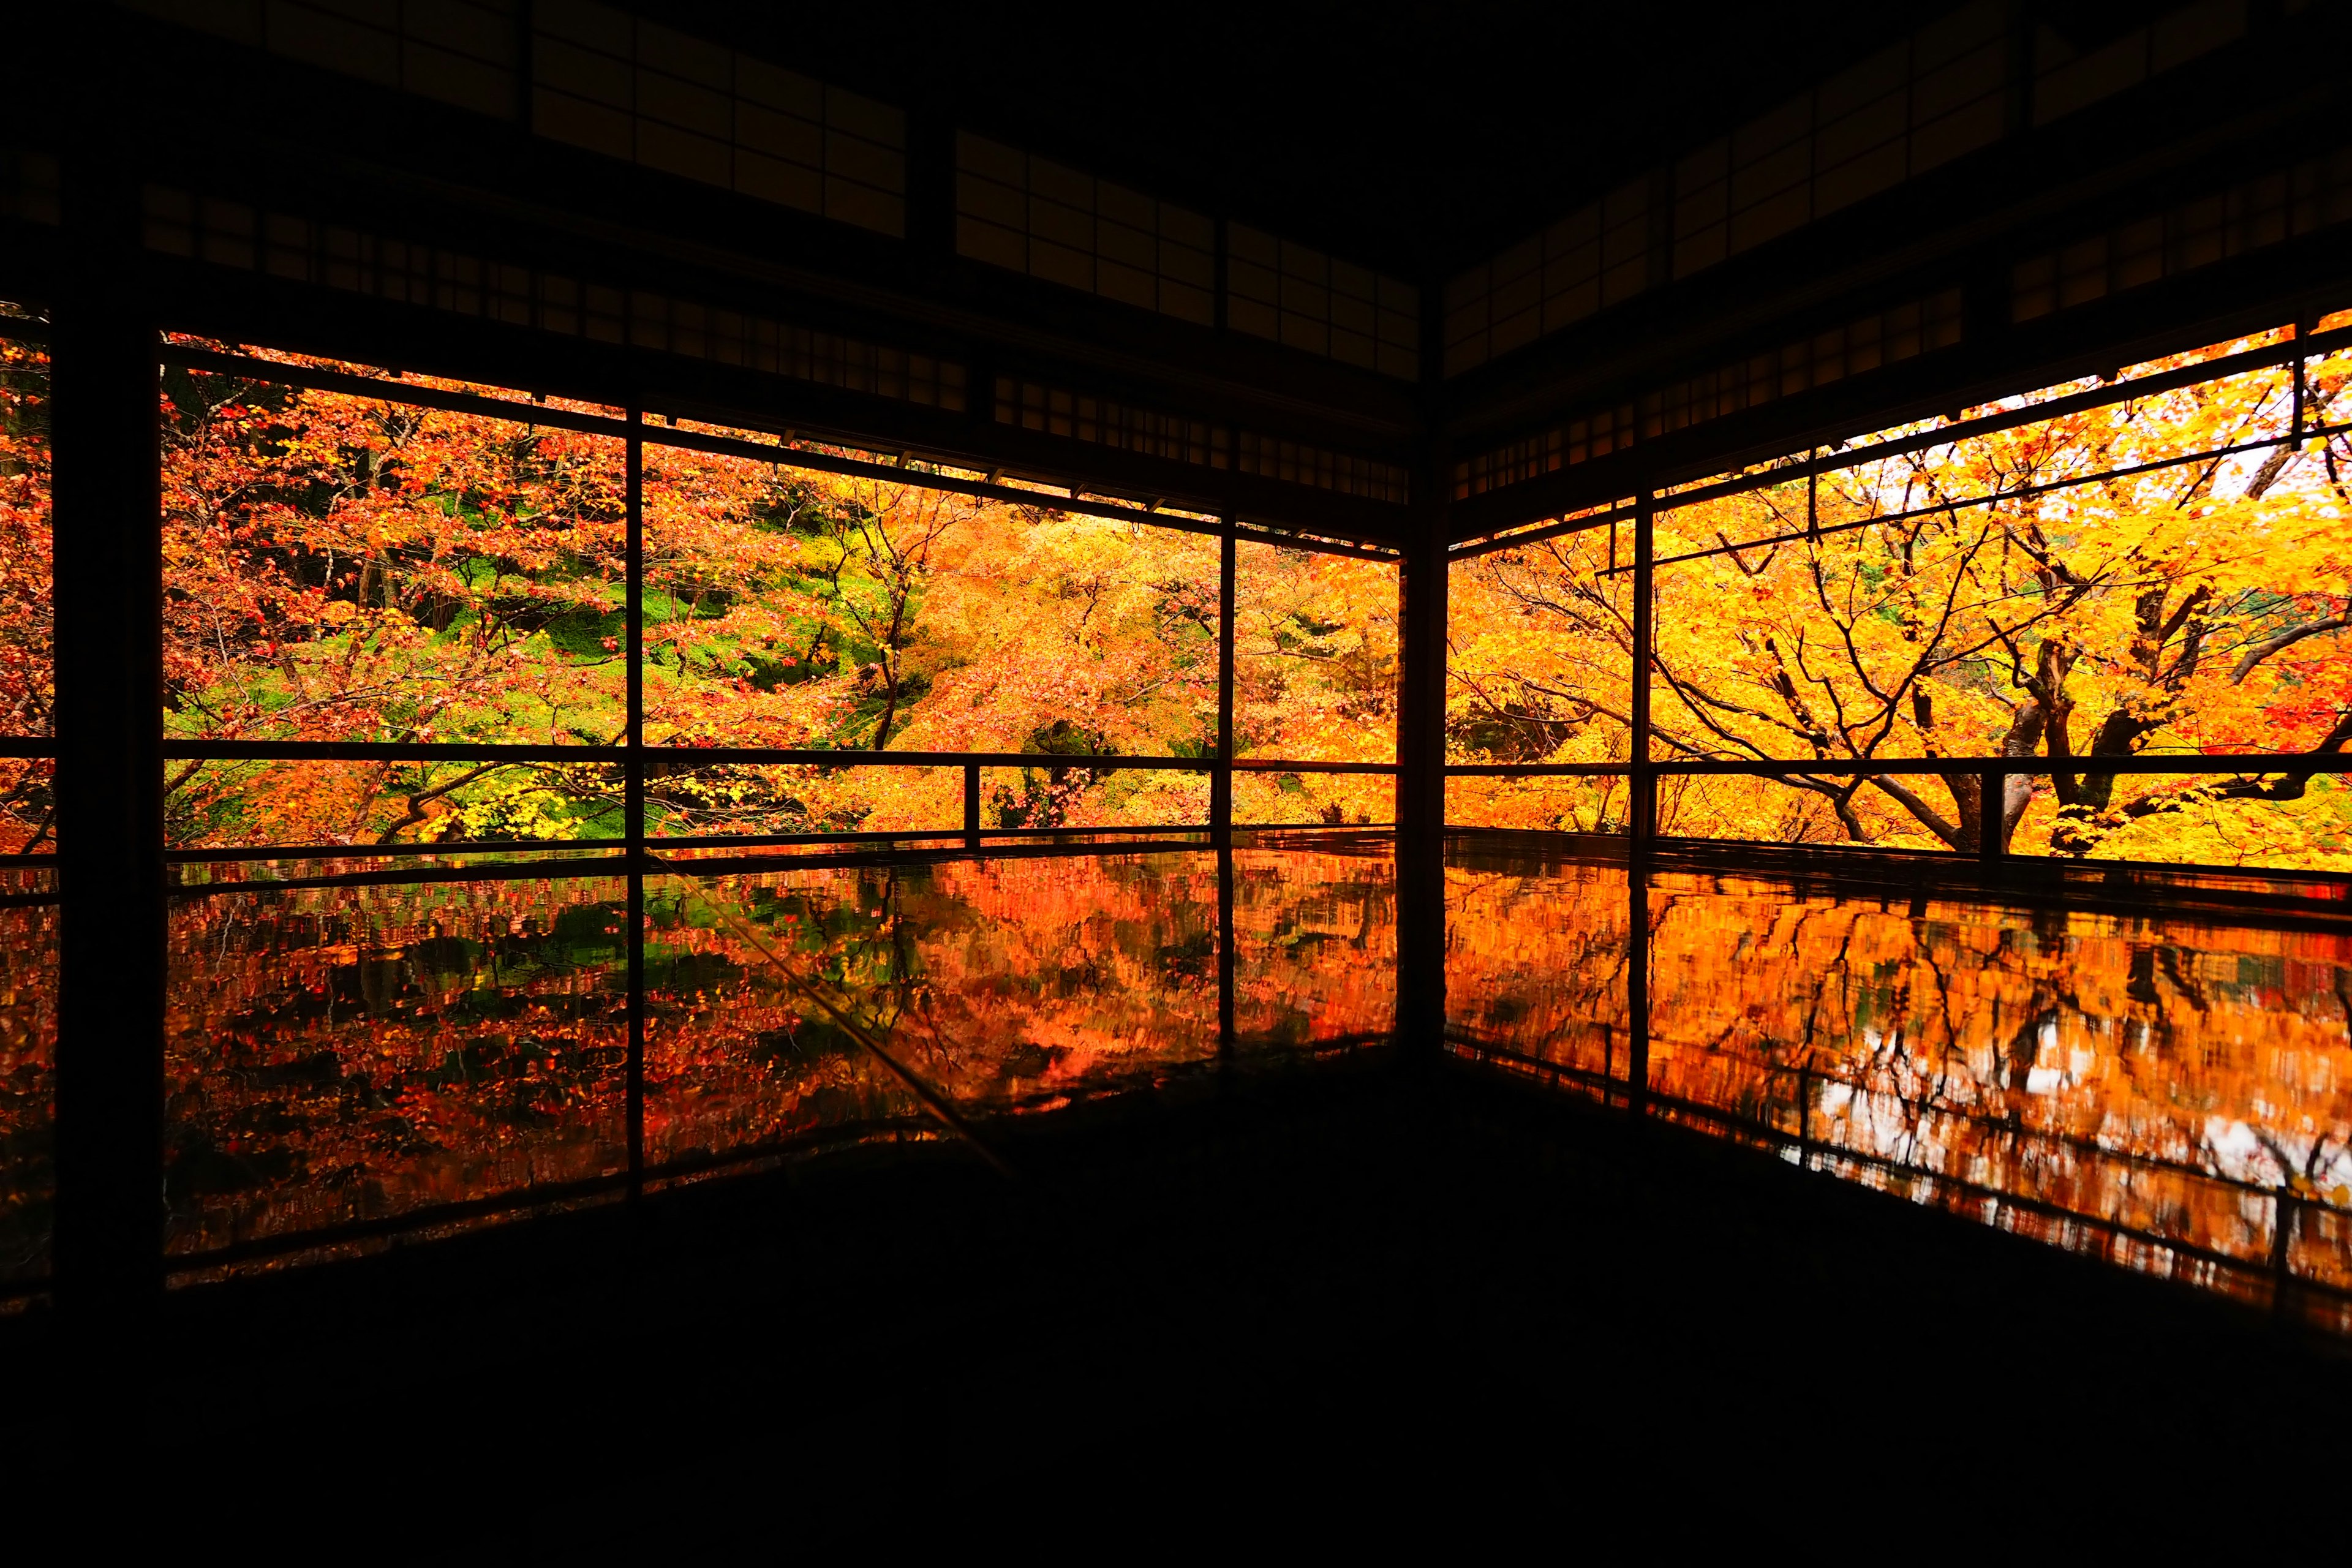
12,1049,2348,1536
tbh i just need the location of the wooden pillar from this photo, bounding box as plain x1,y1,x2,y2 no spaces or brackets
1212,522,1235,842
624,414,644,1194
1978,767,2005,865
1215,522,1238,1052
1629,491,1656,850
1624,491,1656,1110
51,155,166,1322
1395,497,1449,1052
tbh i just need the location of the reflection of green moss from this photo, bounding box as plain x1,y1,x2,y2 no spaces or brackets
1254,1008,1312,1047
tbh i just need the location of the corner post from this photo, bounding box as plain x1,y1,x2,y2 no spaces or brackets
624,410,644,1194
52,153,167,1323
1396,484,1449,1054
1978,767,2005,865
1625,491,1656,1110
1630,491,1656,849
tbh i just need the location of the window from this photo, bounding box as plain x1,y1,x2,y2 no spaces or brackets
2031,1,2246,127
1442,1,2255,379
2013,147,2352,322
1445,4,2006,378
1234,432,1411,507
0,308,58,1300
1443,179,1652,379
989,377,1408,505
141,337,1397,1268
140,185,963,414
120,0,522,119
955,135,1216,326
531,0,907,235
1226,225,1419,381
1449,309,2352,871
1452,289,1963,502
1233,542,1399,827
993,377,1229,470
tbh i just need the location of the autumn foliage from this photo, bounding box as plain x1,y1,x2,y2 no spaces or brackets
15,310,2352,1315
1449,326,2352,869
154,364,1398,848
1445,850,2352,1322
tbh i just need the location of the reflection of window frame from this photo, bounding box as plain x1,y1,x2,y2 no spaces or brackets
124,332,1400,1271
0,319,56,866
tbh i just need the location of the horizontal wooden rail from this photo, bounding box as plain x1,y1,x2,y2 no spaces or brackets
1447,752,2352,777
165,740,1399,771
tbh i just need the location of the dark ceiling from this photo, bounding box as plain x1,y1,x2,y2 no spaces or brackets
656,1,1955,283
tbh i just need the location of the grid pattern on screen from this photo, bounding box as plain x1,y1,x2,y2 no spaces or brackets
0,149,59,228
955,135,1216,326
1235,432,1411,506
995,378,1230,470
140,185,965,412
1451,289,1963,501
1440,180,1655,379
991,375,1408,505
2030,1,2250,126
532,0,906,236
1442,0,2252,379
115,1,907,238
119,0,524,119
2013,147,2352,324
1226,225,1419,382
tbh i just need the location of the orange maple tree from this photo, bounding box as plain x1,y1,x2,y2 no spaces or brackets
1449,324,2352,869
154,368,1397,849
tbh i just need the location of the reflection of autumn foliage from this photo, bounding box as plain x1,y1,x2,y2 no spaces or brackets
0,336,53,851
649,845,1395,1164
1444,853,1631,1076
153,846,1396,1257
645,856,1221,1164
1230,842,1396,1046
163,877,629,1256
0,883,56,1287
1446,852,2352,1319
1449,330,2352,868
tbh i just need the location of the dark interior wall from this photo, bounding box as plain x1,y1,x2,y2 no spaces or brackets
5,4,2344,550
1441,10,2352,534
